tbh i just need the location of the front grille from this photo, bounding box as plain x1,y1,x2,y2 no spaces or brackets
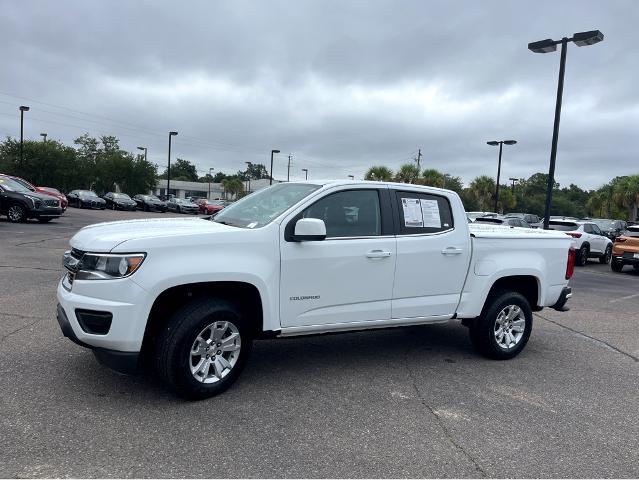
44,199,59,207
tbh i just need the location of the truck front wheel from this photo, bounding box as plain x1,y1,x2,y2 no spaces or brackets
469,291,533,360
155,298,252,400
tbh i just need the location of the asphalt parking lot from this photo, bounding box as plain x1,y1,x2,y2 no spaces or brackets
1,209,638,478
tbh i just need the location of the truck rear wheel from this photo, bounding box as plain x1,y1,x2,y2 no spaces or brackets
469,291,533,360
155,298,252,400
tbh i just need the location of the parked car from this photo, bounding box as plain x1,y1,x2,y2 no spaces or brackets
133,194,167,212
505,213,542,228
103,192,137,211
0,174,63,222
8,175,68,210
67,190,106,209
475,216,532,228
548,219,613,266
198,199,230,215
467,211,499,222
167,197,199,214
610,225,639,272
591,218,627,241
57,180,574,399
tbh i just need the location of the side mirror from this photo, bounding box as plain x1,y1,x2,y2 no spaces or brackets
294,218,326,241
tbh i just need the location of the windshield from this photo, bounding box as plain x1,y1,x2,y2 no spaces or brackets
113,193,131,200
505,213,524,219
214,183,321,228
148,195,161,201
80,191,98,198
0,176,32,193
592,219,614,229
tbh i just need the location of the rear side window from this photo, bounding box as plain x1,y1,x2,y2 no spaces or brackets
548,221,578,231
395,191,453,235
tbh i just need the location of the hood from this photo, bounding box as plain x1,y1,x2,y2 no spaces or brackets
70,217,235,252
25,191,60,202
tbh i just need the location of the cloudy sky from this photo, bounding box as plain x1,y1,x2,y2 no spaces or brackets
1,0,637,188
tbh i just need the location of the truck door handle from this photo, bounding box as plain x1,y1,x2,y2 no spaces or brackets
366,250,392,259
441,247,463,255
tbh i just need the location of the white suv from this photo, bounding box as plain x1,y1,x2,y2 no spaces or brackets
549,220,613,266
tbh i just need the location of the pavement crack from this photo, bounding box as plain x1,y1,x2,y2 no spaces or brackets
0,264,61,272
13,236,68,247
404,345,487,477
535,313,639,363
1,317,46,343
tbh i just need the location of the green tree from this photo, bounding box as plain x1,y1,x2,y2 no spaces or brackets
613,175,639,221
394,163,420,184
364,166,393,181
221,177,244,199
159,158,198,182
469,175,496,211
419,168,446,188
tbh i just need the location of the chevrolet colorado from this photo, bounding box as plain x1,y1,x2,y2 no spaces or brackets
57,181,574,399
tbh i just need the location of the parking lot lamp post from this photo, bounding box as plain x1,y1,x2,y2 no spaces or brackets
19,106,29,167
269,149,280,185
487,140,517,212
348,175,354,180
509,177,518,194
137,146,147,162
167,132,178,197
40,133,47,142
528,30,604,229
245,162,252,192
302,168,308,180
208,167,214,198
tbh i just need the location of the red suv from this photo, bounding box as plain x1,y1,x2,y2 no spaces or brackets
9,176,68,210
198,199,230,215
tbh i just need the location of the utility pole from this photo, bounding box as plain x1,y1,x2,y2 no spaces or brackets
287,155,291,182
509,177,518,194
19,106,29,168
415,149,422,171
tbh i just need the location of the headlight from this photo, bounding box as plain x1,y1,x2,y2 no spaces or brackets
76,253,146,280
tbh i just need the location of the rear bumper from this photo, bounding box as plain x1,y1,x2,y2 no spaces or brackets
56,303,139,374
551,286,572,311
612,254,639,265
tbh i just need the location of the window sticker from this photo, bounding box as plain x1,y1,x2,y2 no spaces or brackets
401,198,423,227
420,199,442,228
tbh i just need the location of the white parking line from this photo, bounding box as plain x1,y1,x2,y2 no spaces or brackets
609,292,639,303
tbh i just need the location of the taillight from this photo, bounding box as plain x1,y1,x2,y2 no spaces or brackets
566,232,582,239
566,246,575,280
615,237,627,243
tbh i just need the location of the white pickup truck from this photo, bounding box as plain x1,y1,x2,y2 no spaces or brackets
57,181,574,399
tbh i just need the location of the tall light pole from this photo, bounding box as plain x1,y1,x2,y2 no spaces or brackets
509,177,518,194
487,140,517,212
269,149,280,185
528,30,604,229
137,146,147,162
19,106,29,167
302,168,308,180
40,133,47,142
208,167,214,198
348,175,354,180
167,131,178,198
245,161,252,192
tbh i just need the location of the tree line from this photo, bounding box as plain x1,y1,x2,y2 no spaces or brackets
364,163,639,221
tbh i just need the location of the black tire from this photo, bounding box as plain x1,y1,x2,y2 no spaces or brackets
177,206,181,214
144,204,149,212
599,245,612,264
38,218,53,223
469,290,533,360
633,264,639,271
611,260,624,272
577,245,589,266
155,298,252,400
7,203,27,223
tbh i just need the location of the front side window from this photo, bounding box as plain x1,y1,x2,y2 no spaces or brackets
395,191,454,235
301,189,381,238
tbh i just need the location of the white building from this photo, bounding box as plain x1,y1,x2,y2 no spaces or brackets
154,178,277,199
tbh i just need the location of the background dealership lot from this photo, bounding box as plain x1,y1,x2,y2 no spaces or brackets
1,210,638,478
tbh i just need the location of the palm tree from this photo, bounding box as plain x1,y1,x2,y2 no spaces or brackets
364,166,393,181
419,168,446,188
613,175,639,221
394,163,420,184
469,175,496,211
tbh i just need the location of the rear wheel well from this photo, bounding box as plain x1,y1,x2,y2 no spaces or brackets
141,281,263,359
484,275,540,313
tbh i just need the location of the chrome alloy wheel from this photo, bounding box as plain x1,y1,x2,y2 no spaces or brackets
494,305,526,350
190,321,241,384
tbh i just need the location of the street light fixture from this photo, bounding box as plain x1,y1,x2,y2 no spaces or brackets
302,168,308,180
167,131,178,198
19,106,29,167
245,161,252,192
528,29,604,229
348,175,354,180
487,140,517,212
40,133,47,142
137,146,147,162
509,177,518,194
269,149,280,185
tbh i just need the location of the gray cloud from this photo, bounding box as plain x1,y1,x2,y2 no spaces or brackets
1,0,637,188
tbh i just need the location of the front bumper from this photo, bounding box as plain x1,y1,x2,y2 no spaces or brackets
56,304,139,374
28,206,63,219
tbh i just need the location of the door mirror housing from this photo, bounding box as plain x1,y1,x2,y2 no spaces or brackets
294,218,326,241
